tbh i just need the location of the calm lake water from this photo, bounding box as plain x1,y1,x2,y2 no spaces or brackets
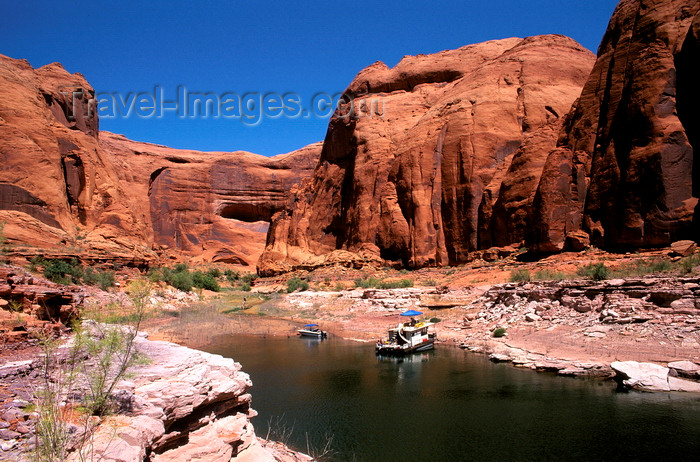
204,335,700,461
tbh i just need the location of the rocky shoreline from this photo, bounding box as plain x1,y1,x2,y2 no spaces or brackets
4,267,700,460
244,274,700,394
0,331,312,461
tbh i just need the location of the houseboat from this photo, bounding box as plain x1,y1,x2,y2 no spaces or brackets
376,311,435,355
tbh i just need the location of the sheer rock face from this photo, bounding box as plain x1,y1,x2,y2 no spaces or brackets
532,0,700,253
0,54,320,266
0,54,146,256
100,133,321,266
259,35,596,275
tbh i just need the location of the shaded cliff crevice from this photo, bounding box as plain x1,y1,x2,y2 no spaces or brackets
0,183,61,228
675,11,700,240
532,0,700,255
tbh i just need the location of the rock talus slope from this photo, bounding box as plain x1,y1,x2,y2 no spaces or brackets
532,0,700,252
259,35,596,274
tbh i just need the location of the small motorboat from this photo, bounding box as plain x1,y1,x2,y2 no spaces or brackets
298,324,327,338
376,310,436,355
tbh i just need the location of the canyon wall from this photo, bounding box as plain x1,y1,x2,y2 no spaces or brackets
532,0,700,253
0,54,320,267
259,0,700,275
99,133,320,266
258,35,596,275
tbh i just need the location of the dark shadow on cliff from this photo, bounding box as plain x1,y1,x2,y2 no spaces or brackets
676,13,700,242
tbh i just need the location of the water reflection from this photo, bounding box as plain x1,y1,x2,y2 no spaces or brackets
204,335,700,461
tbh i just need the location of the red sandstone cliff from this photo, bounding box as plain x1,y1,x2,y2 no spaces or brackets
258,35,596,274
99,133,320,265
0,54,320,267
531,0,700,253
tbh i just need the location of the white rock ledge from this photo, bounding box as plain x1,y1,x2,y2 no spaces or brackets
68,334,311,461
611,361,700,393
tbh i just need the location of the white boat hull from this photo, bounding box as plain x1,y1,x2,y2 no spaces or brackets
376,338,435,355
298,329,327,338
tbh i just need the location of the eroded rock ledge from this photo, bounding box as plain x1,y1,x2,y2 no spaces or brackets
456,276,700,386
71,335,310,462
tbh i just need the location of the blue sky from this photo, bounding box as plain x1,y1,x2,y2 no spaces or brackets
2,0,618,156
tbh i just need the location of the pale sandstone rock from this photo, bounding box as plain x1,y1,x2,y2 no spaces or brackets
73,335,298,461
611,361,700,393
611,361,671,392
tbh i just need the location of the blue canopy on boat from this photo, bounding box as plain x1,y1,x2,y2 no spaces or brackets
303,324,319,327
400,310,423,317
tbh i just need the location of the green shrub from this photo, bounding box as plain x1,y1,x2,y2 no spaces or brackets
147,267,164,283
378,279,414,289
83,268,116,291
354,277,381,289
206,268,222,279
239,283,251,292
612,258,671,277
509,269,531,282
192,271,221,291
224,269,240,282
533,269,566,281
333,282,345,291
429,317,441,323
29,256,46,272
679,254,700,275
577,262,609,281
43,259,83,285
493,327,507,338
170,270,193,292
240,273,258,285
287,277,309,293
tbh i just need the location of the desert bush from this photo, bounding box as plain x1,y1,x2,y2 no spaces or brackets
533,269,567,281
287,277,309,293
43,259,83,285
240,273,258,284
378,279,413,289
509,269,531,282
170,271,193,292
354,277,381,289
192,271,221,292
612,258,671,277
224,269,240,282
206,267,222,279
83,267,116,291
679,254,700,275
493,327,507,338
34,280,150,460
576,262,609,281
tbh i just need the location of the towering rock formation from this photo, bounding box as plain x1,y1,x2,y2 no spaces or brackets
531,0,700,252
0,55,320,266
259,35,596,274
0,55,146,255
100,133,320,265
